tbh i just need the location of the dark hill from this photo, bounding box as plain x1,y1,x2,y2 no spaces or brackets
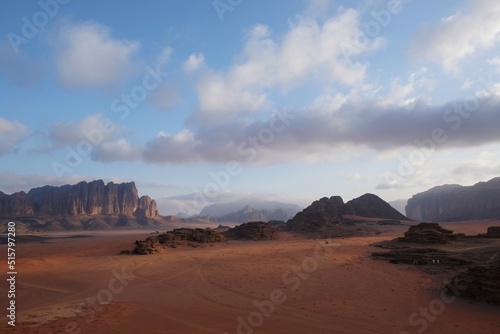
346,193,409,220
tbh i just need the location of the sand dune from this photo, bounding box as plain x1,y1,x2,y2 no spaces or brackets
1,225,499,333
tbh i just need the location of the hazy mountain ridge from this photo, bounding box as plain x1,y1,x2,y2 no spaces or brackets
199,199,301,218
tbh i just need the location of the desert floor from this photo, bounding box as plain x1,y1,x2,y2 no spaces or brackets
1,221,500,334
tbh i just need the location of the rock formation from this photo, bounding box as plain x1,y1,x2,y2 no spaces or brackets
287,196,351,233
223,221,278,240
132,228,226,254
287,194,408,233
406,177,500,221
0,180,157,218
398,223,464,244
477,226,500,238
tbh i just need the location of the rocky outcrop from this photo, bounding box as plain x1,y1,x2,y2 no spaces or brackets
398,223,464,244
406,177,500,221
132,228,226,254
0,180,157,218
287,196,352,233
223,221,277,240
452,259,500,304
347,194,409,220
477,226,500,238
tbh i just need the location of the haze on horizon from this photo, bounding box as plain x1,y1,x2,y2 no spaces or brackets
1,0,500,216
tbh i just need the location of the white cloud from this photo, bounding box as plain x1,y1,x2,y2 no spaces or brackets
409,0,500,73
0,117,29,155
377,68,436,109
184,52,205,72
55,21,139,88
192,8,383,122
91,139,141,162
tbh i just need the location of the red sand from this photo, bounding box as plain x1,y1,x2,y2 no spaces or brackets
1,222,499,333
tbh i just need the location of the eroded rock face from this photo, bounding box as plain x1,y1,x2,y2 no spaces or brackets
223,221,277,240
0,180,157,218
406,177,500,221
132,228,226,254
398,223,464,244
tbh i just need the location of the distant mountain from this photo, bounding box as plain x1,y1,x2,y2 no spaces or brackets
199,199,301,218
175,212,192,219
406,177,500,221
389,199,408,216
219,205,290,223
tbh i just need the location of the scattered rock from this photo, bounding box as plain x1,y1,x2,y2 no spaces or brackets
376,219,402,226
119,250,130,255
132,228,226,254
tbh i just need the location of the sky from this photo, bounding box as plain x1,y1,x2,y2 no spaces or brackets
1,0,500,216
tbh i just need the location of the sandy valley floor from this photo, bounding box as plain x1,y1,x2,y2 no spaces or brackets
1,222,499,334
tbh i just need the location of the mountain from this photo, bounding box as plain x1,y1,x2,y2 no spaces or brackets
0,180,158,218
287,196,350,232
389,199,408,216
346,194,409,220
219,205,290,223
406,177,500,221
199,199,301,218
287,193,408,232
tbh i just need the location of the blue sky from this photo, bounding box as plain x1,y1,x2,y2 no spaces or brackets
1,0,500,215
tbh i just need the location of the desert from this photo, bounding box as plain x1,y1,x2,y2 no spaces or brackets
4,1,500,333
1,219,499,334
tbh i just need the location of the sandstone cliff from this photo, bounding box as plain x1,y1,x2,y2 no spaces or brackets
406,177,500,221
0,180,157,218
